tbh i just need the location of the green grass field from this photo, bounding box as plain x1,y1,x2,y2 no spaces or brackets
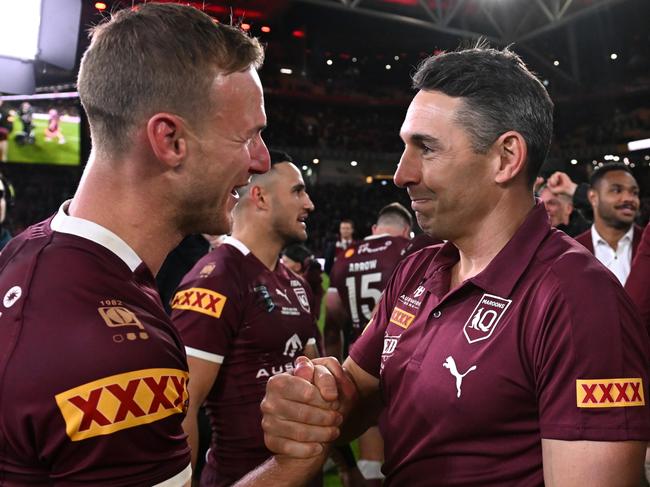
6,117,80,165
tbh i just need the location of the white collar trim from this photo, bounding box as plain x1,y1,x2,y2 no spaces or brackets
222,235,251,256
364,233,391,241
50,201,143,272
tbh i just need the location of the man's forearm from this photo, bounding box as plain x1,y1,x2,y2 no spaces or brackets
234,453,328,487
182,413,200,469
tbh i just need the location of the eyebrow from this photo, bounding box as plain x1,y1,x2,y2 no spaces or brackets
406,133,443,150
291,183,306,192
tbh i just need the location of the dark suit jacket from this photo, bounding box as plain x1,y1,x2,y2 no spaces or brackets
574,224,644,258
625,224,650,330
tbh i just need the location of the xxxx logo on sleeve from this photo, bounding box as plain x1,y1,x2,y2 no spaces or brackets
389,307,415,330
576,378,645,408
55,368,189,441
171,287,226,319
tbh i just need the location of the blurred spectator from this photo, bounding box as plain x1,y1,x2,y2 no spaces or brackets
0,175,14,249
538,184,590,237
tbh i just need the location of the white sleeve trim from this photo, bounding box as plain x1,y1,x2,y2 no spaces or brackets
152,463,192,487
327,287,339,294
185,346,224,364
306,338,317,346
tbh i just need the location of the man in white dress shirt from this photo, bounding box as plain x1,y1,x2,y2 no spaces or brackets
574,163,643,285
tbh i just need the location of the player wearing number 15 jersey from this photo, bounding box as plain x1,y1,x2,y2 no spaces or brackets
326,202,412,485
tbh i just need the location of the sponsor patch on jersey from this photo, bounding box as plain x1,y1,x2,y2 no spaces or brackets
98,306,149,341
55,368,189,441
389,307,415,329
576,378,645,408
463,293,512,344
199,263,216,278
171,287,226,318
344,248,355,258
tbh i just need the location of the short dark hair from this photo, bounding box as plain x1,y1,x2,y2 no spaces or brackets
377,202,413,229
411,44,553,186
78,3,264,157
589,162,635,188
269,150,293,166
283,243,313,263
340,219,354,227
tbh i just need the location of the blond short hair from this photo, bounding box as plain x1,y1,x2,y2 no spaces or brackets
77,3,264,156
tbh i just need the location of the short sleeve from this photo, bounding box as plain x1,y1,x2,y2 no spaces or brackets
534,263,650,441
171,259,243,364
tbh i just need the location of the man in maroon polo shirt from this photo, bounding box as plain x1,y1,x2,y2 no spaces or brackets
171,151,321,486
326,202,412,485
258,45,650,487
0,4,271,485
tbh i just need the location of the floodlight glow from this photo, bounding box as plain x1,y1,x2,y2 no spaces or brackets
628,138,650,151
326,59,333,66
0,0,42,61
570,159,577,165
385,64,391,70
350,160,358,167
280,68,293,75
610,53,618,60
313,158,320,164
301,165,308,171
352,57,357,63
553,60,559,66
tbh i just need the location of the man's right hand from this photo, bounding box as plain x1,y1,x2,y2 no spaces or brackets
546,171,578,197
261,356,357,458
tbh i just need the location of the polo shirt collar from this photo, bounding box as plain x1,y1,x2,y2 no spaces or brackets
425,201,550,298
50,201,143,272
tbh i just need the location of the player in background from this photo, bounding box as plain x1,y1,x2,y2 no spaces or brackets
44,108,66,144
326,202,413,486
171,151,321,486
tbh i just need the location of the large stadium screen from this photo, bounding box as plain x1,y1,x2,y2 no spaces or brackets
0,92,81,166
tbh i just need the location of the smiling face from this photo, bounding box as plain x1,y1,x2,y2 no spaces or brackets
393,90,497,241
267,162,315,246
589,170,640,231
178,68,270,235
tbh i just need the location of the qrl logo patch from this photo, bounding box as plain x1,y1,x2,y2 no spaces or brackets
55,368,189,441
171,287,226,318
463,293,512,344
293,287,311,313
389,307,415,330
576,378,645,408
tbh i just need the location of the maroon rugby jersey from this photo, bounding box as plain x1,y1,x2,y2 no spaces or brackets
329,235,409,345
0,205,191,486
350,203,650,486
171,237,319,486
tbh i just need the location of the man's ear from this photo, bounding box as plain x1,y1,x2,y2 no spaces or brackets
249,185,270,210
494,131,527,184
587,188,598,209
146,113,188,168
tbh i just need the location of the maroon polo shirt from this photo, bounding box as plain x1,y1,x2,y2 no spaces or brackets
0,206,191,486
329,235,410,345
171,237,319,487
351,203,650,486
